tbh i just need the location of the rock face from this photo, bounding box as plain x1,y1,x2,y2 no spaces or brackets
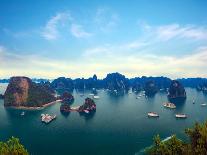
144,81,158,96
168,80,186,101
60,103,71,112
4,77,56,107
59,91,74,104
104,73,130,92
79,98,96,112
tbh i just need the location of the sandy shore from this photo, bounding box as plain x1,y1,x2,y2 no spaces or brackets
6,99,62,110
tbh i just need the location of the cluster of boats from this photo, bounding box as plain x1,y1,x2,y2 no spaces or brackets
148,99,207,119
148,102,187,119
148,112,187,119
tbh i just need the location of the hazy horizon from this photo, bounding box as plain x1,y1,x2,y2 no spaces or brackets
0,0,207,79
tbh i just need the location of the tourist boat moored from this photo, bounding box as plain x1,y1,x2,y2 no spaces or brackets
201,103,207,106
20,111,25,116
41,114,56,124
148,112,159,117
93,95,100,99
175,114,187,119
163,102,176,109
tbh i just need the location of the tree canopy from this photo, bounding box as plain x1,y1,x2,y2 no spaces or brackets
146,121,207,155
0,137,28,155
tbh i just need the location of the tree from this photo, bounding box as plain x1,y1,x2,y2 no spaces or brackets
0,137,29,155
146,121,207,155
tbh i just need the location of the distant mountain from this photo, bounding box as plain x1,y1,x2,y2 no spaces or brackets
144,80,158,96
51,77,74,91
103,72,130,91
0,79,9,83
177,78,207,88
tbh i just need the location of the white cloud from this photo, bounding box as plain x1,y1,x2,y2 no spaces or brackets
70,24,92,38
151,24,207,41
94,7,119,32
42,12,71,40
83,46,110,57
1,45,207,79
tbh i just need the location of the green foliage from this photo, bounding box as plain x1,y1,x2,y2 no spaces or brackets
185,121,207,155
146,121,207,155
145,135,185,155
27,83,55,107
0,137,29,155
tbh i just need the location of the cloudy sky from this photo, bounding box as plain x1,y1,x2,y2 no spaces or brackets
0,0,207,79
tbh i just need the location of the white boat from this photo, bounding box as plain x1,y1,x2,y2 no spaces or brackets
148,112,159,117
89,93,94,96
93,95,100,99
201,103,207,106
84,110,89,114
41,114,56,124
163,102,176,109
175,114,187,119
80,94,84,97
20,111,25,116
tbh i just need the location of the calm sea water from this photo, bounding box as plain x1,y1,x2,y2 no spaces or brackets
0,83,207,155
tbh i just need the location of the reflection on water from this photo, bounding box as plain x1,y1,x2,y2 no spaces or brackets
1,84,207,155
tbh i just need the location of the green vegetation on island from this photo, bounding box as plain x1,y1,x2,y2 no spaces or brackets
0,137,28,155
146,121,207,155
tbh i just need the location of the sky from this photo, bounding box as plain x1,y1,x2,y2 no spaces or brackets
0,0,207,79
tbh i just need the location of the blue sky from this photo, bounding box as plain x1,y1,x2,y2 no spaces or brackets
0,0,207,79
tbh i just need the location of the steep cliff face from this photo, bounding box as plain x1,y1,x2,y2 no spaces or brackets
168,80,186,100
104,73,130,91
4,77,30,106
4,77,56,107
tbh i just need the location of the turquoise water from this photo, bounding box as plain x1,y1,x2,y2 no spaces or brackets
0,83,207,155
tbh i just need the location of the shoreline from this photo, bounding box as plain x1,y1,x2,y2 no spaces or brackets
5,99,62,110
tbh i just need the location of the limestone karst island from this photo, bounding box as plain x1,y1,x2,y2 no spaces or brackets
0,0,207,155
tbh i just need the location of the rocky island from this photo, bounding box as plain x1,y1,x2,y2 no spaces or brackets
104,72,130,93
168,80,186,102
4,76,56,109
59,91,74,104
60,97,96,114
144,80,158,96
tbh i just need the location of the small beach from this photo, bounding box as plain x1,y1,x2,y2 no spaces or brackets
6,100,62,110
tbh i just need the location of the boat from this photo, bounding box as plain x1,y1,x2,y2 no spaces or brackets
20,111,25,116
89,93,94,96
83,110,89,114
93,95,100,99
41,114,56,124
148,112,159,117
163,102,176,109
80,94,84,97
201,103,207,106
70,106,80,111
175,114,187,119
